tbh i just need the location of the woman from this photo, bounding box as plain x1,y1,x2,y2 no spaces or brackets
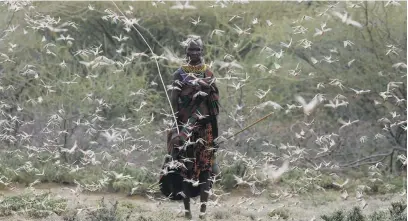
160,35,220,219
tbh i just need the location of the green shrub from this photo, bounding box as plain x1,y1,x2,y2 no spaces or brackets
220,160,247,190
389,201,407,221
0,191,67,218
320,201,407,221
321,210,346,221
268,208,290,220
86,198,133,221
368,211,387,221
347,207,365,221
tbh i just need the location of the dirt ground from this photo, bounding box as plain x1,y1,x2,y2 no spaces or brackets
0,183,406,221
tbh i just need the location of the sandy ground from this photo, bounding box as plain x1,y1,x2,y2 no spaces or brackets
0,183,406,221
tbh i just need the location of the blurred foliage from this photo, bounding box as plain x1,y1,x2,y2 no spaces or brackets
86,198,132,221
268,207,290,220
0,191,67,218
0,0,406,197
220,159,247,190
321,201,407,221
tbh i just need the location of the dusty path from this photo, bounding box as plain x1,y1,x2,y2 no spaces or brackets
0,183,405,221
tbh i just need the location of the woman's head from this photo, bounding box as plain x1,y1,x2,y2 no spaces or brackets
185,36,203,65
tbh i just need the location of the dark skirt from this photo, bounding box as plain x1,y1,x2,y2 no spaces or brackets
159,121,217,200
159,169,201,200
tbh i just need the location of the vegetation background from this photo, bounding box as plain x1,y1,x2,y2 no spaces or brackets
0,1,406,220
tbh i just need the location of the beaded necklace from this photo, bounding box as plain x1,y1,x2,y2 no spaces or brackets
180,64,208,82
181,64,207,75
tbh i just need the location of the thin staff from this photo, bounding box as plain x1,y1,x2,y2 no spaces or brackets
111,1,179,134
217,111,274,145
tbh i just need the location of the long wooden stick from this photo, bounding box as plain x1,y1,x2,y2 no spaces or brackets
112,2,179,134
217,111,274,144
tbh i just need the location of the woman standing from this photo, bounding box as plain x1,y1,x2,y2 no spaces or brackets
161,35,220,219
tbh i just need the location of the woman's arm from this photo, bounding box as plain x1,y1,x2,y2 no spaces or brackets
170,71,182,116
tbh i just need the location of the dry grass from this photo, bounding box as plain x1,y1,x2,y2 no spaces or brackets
1,184,405,221
0,190,67,218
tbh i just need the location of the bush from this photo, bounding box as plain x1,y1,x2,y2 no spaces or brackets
347,207,365,221
0,191,67,218
368,211,387,221
86,198,133,221
220,160,247,190
268,207,290,220
389,201,407,221
321,210,346,221
320,201,407,221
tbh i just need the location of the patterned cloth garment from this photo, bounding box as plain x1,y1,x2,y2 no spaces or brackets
167,63,220,181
